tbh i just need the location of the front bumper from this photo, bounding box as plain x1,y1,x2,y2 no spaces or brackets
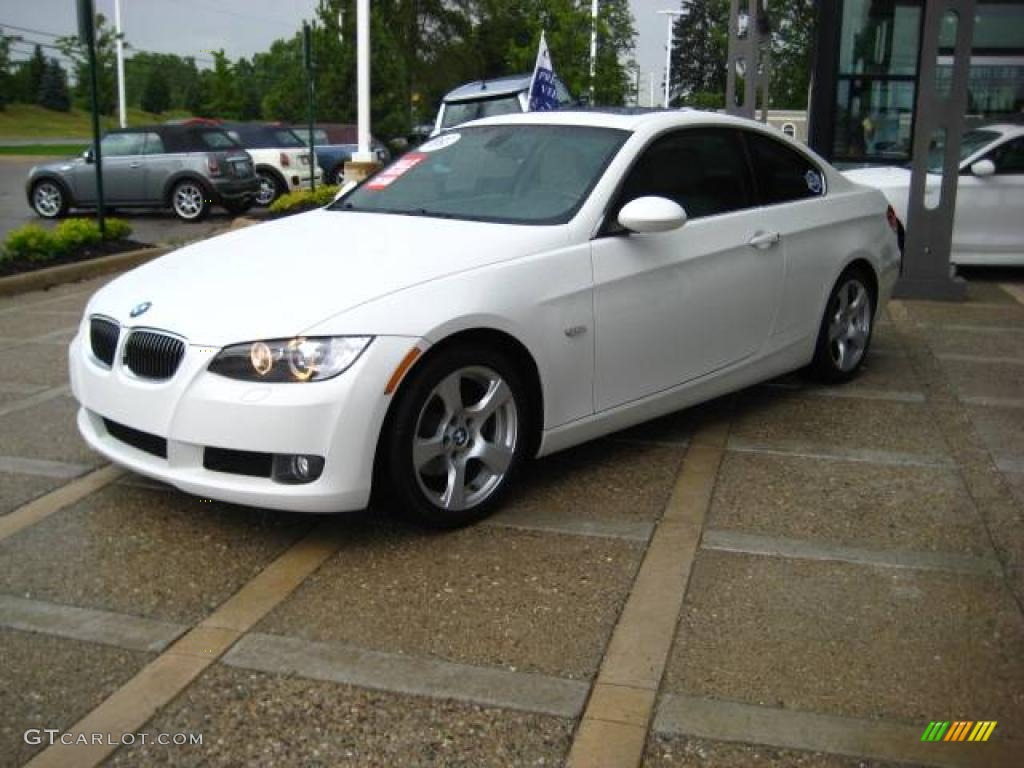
69,325,424,513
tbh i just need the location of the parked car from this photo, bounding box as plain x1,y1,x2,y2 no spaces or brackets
219,122,323,206
843,124,1024,266
292,124,390,185
26,124,258,222
432,73,577,135
69,110,899,528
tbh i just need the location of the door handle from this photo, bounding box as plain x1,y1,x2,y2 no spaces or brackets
129,162,142,168
748,231,781,249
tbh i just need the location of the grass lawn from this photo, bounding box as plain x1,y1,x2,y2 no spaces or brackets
0,103,192,141
0,144,86,156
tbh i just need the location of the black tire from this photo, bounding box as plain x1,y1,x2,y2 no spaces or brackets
808,265,876,384
255,170,283,207
224,198,255,216
170,179,210,222
30,179,69,218
380,344,531,529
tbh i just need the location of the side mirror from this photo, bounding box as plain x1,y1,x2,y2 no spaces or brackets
617,196,688,234
971,158,995,177
82,148,94,164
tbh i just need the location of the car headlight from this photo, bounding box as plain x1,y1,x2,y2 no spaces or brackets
208,336,373,382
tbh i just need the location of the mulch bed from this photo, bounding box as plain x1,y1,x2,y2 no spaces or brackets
0,239,150,278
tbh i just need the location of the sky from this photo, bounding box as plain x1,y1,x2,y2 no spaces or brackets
2,0,675,106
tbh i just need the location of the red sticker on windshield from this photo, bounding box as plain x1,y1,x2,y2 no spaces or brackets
366,153,426,190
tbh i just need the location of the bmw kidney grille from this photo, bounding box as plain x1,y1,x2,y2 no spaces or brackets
89,316,120,368
123,330,186,380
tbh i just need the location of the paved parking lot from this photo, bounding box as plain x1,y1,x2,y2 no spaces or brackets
0,271,1022,767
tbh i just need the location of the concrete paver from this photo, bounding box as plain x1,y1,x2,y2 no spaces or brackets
102,664,573,768
0,472,67,516
731,390,951,459
502,437,685,523
644,734,909,768
258,521,643,679
0,396,98,467
0,628,154,767
0,343,72,389
965,405,1024,468
664,550,1024,736
708,452,990,554
903,302,1024,329
940,358,1024,403
0,485,311,623
927,327,1024,360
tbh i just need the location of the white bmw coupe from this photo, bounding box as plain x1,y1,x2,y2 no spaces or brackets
70,110,901,527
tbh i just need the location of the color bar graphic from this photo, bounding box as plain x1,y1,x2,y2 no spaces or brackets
921,721,997,742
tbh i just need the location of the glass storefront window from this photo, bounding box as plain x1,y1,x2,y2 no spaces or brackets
839,0,923,76
834,78,917,161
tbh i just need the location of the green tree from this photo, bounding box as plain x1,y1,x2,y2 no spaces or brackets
140,67,171,114
670,0,729,108
203,50,241,118
25,44,47,105
57,13,120,115
0,29,15,109
38,58,71,111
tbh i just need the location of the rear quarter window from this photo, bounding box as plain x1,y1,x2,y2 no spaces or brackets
745,131,825,205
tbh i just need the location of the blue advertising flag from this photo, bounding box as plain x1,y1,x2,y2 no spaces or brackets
528,32,559,112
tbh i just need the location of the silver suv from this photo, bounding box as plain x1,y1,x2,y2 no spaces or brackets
26,125,259,222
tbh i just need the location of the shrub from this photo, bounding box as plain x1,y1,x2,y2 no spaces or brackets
2,217,132,264
269,184,340,214
53,217,103,251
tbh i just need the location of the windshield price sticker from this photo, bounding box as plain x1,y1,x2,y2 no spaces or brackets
418,133,460,153
367,153,426,190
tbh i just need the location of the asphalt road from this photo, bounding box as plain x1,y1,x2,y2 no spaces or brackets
0,156,236,247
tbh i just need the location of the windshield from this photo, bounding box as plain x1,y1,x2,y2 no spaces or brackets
441,95,523,130
331,125,628,225
925,129,1000,172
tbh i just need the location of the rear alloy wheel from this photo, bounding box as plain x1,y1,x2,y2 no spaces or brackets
171,180,209,221
809,267,875,383
31,180,67,218
255,171,282,206
384,346,529,528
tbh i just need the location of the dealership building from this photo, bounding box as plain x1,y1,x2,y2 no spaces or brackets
809,0,1024,165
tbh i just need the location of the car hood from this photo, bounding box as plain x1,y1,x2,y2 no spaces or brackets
88,209,571,346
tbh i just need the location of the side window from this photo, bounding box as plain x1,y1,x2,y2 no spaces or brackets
988,138,1024,174
745,131,825,205
554,78,574,106
101,132,145,157
142,133,165,155
617,129,754,220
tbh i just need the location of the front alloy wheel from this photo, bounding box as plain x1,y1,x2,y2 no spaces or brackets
382,346,529,528
809,267,874,383
32,180,67,218
171,180,209,221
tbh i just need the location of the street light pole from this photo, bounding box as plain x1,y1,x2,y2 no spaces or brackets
658,9,683,109
589,0,598,103
354,0,372,163
114,0,126,127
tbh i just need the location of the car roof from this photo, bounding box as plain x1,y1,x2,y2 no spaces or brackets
457,108,778,133
972,123,1024,138
443,74,533,102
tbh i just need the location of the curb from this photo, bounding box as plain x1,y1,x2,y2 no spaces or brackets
0,245,173,299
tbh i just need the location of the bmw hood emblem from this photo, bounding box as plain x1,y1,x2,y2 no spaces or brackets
130,301,152,318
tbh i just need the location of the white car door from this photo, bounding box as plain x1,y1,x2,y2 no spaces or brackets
953,136,1024,261
591,128,786,411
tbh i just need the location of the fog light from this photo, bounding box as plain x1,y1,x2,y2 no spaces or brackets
271,454,324,484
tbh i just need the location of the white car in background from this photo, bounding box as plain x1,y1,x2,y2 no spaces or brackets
844,124,1024,266
69,110,899,528
220,122,323,206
